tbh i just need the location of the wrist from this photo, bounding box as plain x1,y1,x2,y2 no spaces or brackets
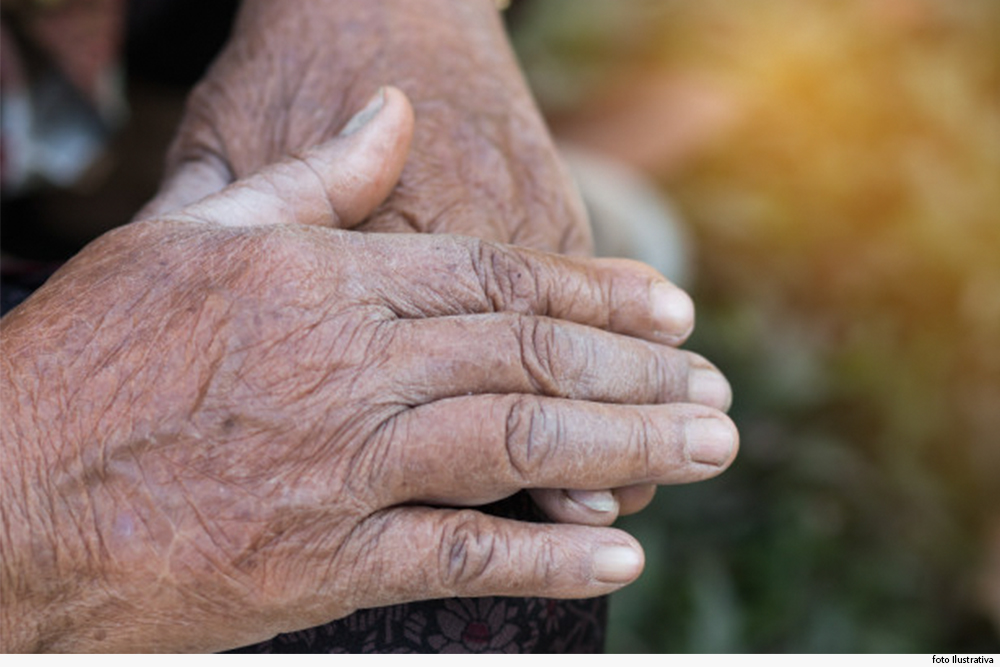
232,0,534,130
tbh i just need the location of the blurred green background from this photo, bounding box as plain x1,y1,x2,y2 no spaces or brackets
509,0,1000,653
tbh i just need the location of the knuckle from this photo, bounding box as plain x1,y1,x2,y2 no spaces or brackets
471,240,543,314
514,316,571,396
649,349,688,403
438,511,504,590
289,154,341,226
503,397,556,481
630,410,665,478
533,536,562,589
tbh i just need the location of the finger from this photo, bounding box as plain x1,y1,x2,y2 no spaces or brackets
615,484,658,516
166,86,414,229
137,152,233,220
529,484,655,526
375,396,738,507
529,488,620,527
341,507,645,606
366,234,695,345
386,315,732,411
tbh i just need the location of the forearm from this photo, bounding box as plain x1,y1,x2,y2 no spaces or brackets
227,0,532,151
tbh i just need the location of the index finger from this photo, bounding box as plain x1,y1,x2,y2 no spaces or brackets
361,234,695,345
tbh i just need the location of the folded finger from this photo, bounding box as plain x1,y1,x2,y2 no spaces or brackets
615,484,658,516
528,484,656,526
529,488,620,527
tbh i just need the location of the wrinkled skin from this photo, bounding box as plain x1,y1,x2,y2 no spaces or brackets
0,91,737,652
146,0,589,257
143,0,709,523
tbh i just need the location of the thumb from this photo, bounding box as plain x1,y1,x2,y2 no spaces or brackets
136,148,232,220
142,86,414,228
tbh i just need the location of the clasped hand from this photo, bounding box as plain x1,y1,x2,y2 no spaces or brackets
0,89,736,653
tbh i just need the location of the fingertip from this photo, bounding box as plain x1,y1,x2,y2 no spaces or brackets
685,412,740,469
566,489,618,514
336,85,414,153
316,85,414,226
615,483,657,517
593,538,645,585
686,355,734,413
650,281,695,345
528,489,619,527
549,255,696,345
381,86,416,138
339,88,387,137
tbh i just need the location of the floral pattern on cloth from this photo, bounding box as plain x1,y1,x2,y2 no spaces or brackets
228,595,608,654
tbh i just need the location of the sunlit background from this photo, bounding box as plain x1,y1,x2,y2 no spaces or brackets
509,0,1000,652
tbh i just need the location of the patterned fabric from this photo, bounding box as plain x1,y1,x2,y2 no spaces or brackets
229,596,607,654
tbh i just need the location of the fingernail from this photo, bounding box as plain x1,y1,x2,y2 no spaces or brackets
339,87,386,136
566,489,618,513
593,545,643,584
688,368,733,412
651,283,694,340
685,417,737,466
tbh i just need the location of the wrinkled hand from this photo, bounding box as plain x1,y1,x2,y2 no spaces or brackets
140,0,731,525
0,89,737,652
144,0,590,255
